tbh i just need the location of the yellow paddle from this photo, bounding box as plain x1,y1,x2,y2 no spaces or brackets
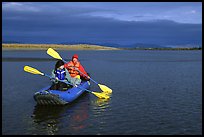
23,65,110,99
24,65,45,76
47,48,112,94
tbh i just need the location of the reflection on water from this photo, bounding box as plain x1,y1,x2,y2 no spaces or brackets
90,98,112,135
67,102,89,132
31,93,90,135
94,98,110,110
91,98,111,116
31,96,112,135
31,105,66,135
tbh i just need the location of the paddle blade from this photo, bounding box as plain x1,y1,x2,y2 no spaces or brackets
24,66,44,75
98,84,112,94
92,92,110,99
47,48,62,60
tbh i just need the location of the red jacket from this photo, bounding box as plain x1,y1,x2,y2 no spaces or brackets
64,61,89,80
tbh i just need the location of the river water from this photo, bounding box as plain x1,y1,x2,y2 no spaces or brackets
2,50,202,135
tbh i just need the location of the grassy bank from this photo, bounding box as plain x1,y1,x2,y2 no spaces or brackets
2,43,120,50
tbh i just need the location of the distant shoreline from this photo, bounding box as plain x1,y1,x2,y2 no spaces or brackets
2,43,120,50
2,43,202,50
120,47,202,50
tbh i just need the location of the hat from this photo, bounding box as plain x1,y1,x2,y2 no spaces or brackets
55,60,64,69
72,54,78,60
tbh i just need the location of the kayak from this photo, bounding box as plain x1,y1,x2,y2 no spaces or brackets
34,81,91,105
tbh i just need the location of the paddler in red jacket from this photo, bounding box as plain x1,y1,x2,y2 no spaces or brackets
64,54,90,81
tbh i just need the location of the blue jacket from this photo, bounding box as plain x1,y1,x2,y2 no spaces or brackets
55,69,66,80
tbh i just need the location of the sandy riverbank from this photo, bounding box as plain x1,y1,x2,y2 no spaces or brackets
2,43,121,50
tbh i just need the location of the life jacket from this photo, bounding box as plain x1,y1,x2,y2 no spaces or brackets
67,61,80,78
54,68,66,80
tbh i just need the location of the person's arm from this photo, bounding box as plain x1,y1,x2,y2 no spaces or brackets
51,69,58,83
64,61,72,70
51,69,55,78
64,63,68,69
79,64,90,80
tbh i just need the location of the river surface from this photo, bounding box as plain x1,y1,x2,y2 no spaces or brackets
2,50,202,135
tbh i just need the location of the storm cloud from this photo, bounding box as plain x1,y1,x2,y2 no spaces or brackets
2,2,202,47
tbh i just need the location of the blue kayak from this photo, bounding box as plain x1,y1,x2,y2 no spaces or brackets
34,81,91,105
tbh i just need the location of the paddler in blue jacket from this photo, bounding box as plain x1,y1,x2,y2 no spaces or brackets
50,60,81,91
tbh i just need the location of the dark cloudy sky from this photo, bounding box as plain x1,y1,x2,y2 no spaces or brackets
2,2,202,47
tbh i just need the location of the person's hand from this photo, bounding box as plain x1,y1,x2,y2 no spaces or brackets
50,77,55,82
85,76,90,80
50,77,55,80
74,67,79,71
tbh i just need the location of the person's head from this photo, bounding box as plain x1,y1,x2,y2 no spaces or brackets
55,60,64,70
72,54,78,64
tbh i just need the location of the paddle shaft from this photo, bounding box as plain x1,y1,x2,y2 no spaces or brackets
76,68,98,85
